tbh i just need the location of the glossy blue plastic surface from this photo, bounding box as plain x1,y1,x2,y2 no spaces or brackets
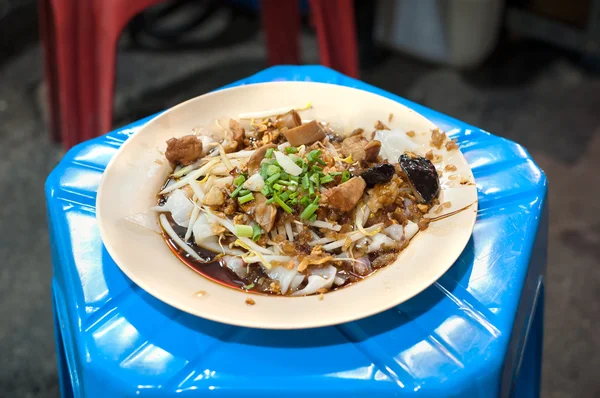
46,66,548,398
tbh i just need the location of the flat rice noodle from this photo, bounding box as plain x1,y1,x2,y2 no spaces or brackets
266,265,298,294
404,220,419,240
161,189,194,227
292,265,337,296
367,233,395,253
290,275,305,291
223,255,248,279
384,224,404,241
375,129,419,161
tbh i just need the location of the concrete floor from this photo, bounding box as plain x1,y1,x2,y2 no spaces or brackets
1,8,599,398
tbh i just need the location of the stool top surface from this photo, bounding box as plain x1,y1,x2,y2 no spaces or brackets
47,66,547,397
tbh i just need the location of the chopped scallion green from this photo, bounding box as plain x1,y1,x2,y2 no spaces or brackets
310,173,320,186
272,183,284,192
252,224,262,241
302,174,310,190
266,173,280,185
235,224,253,237
273,194,293,213
306,149,322,163
300,196,320,220
267,164,281,176
238,189,251,197
238,192,255,204
233,175,246,186
341,170,351,183
300,196,311,207
285,146,299,154
230,185,244,198
320,174,334,184
265,148,274,159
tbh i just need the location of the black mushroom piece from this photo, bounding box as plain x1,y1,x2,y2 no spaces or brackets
398,154,440,204
360,164,395,187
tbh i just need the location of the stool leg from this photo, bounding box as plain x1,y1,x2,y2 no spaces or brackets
310,0,359,77
260,0,301,65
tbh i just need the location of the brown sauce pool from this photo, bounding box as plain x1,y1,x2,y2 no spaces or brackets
161,214,271,294
160,212,374,296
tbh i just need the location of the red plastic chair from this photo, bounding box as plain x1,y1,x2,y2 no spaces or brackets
40,0,358,149
38,0,79,147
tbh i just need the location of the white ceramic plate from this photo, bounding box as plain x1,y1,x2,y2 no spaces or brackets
97,82,477,329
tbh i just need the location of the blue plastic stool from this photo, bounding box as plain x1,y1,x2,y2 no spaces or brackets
46,66,547,398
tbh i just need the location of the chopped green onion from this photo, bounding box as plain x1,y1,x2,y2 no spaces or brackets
311,165,323,173
280,191,290,202
272,183,284,192
288,198,298,206
300,161,309,174
242,283,255,290
235,224,253,237
289,191,299,199
310,173,320,186
300,196,311,207
234,175,246,186
309,213,318,222
341,170,351,183
260,185,271,196
266,173,280,185
279,171,290,181
265,148,274,159
239,189,251,197
300,196,320,220
266,197,275,204
230,185,244,198
277,180,293,186
260,163,270,180
306,149,322,163
252,224,262,241
320,174,334,184
238,192,255,204
273,194,293,213
267,164,281,176
309,181,315,197
301,174,310,190
285,146,299,154
328,171,343,176
290,175,300,183
287,184,297,192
